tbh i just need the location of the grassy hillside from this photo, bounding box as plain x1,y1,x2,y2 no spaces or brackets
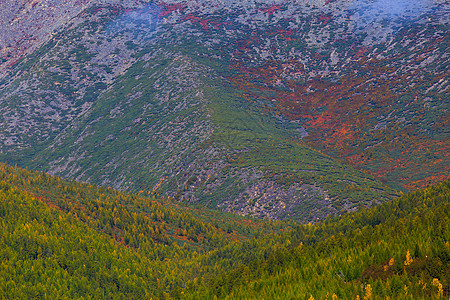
0,163,448,298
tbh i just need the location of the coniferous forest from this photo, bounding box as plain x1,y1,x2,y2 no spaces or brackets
0,163,448,299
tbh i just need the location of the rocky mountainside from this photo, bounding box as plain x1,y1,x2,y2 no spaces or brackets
0,0,448,222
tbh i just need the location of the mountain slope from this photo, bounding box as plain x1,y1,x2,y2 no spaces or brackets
1,0,448,221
